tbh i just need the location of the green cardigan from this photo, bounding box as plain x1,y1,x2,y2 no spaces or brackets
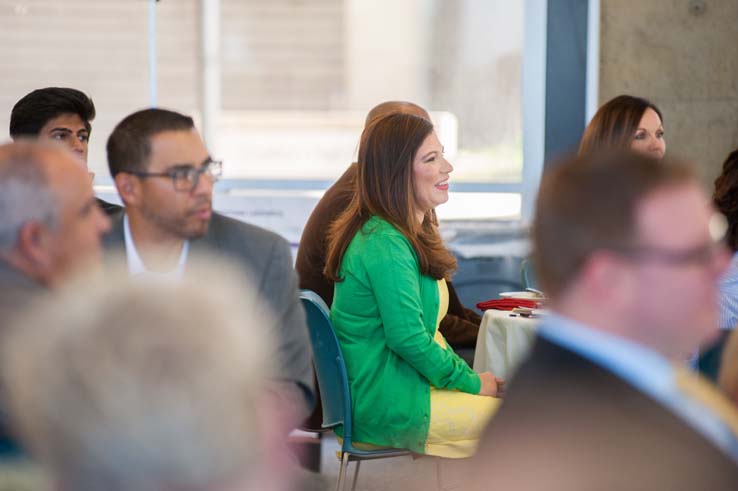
331,216,481,452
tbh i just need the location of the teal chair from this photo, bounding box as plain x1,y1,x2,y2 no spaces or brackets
300,290,412,491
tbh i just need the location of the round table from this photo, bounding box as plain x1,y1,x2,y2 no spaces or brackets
473,309,540,380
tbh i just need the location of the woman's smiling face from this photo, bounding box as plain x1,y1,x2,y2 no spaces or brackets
412,131,453,222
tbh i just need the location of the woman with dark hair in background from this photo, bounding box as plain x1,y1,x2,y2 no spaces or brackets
697,149,738,380
579,94,666,159
324,113,501,457
713,149,738,331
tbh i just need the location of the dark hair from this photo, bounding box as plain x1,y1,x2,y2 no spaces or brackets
714,149,738,252
9,87,96,138
578,95,663,157
106,108,195,177
324,113,457,281
533,150,695,297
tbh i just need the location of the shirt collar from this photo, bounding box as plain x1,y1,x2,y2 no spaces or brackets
540,311,738,462
539,312,676,398
123,214,189,279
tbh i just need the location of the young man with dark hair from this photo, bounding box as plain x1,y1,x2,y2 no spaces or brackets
9,87,122,215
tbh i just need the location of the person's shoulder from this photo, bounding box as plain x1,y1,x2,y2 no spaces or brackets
205,213,291,263
356,216,411,249
524,335,612,375
299,164,356,239
210,213,287,245
480,335,738,489
319,164,356,203
360,215,403,237
344,216,415,267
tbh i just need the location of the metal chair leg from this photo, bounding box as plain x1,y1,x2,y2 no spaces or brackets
436,457,442,491
350,460,361,491
336,452,350,491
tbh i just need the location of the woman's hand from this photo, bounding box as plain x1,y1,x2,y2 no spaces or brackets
478,372,505,397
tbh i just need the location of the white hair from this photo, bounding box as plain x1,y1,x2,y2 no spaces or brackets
3,257,278,491
0,146,58,252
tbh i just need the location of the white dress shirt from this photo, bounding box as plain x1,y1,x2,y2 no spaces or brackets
123,214,189,280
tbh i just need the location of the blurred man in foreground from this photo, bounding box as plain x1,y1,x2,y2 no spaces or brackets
3,260,294,491
0,141,110,314
0,140,110,456
473,151,738,489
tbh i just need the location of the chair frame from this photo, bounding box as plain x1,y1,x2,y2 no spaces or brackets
300,290,413,491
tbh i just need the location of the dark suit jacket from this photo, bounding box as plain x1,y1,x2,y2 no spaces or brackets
0,261,44,330
472,336,738,490
96,198,122,216
102,212,315,413
295,163,481,349
0,261,47,455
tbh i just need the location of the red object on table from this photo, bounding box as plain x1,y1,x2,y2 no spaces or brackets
476,298,540,311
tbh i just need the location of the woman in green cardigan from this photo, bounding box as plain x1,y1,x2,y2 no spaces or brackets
324,113,502,458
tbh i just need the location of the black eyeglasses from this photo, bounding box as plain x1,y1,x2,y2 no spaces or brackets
128,159,223,192
619,242,725,267
615,213,728,268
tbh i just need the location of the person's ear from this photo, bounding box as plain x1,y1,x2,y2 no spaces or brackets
114,173,139,207
580,250,636,306
16,221,53,270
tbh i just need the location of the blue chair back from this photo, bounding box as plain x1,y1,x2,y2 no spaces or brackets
300,290,355,447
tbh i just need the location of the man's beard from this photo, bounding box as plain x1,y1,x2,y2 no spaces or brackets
141,202,212,240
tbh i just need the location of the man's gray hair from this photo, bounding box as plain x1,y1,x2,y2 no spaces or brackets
3,258,278,491
0,143,58,252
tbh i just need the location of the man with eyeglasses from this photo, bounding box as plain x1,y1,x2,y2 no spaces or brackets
471,151,738,489
9,87,122,216
103,108,314,424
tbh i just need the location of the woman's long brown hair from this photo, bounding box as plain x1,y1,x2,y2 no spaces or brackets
324,113,457,281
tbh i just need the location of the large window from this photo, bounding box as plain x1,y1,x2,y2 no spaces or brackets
0,0,199,173
1,0,533,233
217,1,523,185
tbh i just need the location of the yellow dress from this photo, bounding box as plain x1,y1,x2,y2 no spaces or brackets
424,279,500,458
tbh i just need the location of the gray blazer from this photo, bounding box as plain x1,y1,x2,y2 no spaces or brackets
102,212,315,413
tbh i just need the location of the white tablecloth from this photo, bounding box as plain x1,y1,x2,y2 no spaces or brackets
473,309,540,380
